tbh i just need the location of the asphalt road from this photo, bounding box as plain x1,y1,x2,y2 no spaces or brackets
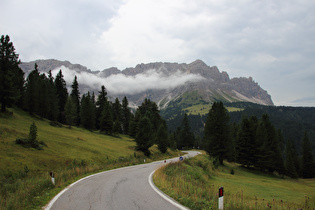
45,151,200,210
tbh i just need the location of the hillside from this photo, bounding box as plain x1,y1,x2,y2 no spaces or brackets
0,108,136,173
19,59,274,108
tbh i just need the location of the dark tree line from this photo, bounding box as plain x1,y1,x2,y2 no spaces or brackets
204,101,315,178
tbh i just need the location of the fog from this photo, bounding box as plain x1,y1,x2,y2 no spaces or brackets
51,66,205,95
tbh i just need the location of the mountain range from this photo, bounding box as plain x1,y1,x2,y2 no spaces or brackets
19,59,273,108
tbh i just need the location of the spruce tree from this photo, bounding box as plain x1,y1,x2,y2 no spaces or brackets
0,35,24,112
128,111,139,138
122,96,131,134
178,113,194,149
236,117,257,167
112,98,122,132
29,122,38,143
54,70,68,123
96,85,108,129
24,64,40,115
70,76,80,126
80,92,96,130
65,96,77,128
135,116,153,156
285,139,299,178
99,102,113,135
47,70,59,121
301,132,315,178
204,101,231,164
156,124,169,153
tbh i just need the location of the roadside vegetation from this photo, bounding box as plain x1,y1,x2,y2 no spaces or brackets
154,154,315,210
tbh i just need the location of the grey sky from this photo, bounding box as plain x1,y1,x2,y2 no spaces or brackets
1,0,315,106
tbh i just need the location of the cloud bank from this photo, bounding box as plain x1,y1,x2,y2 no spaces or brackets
51,66,205,95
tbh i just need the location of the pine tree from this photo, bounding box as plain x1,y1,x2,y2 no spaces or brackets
99,102,113,135
285,139,299,178
29,122,38,143
122,96,131,134
135,116,153,156
236,117,257,167
156,124,169,153
96,85,108,129
178,113,194,149
70,76,80,126
113,120,122,135
112,98,122,124
47,70,59,121
0,35,24,112
80,92,96,130
54,70,68,123
256,114,284,173
301,132,315,178
24,64,40,115
65,96,77,128
128,111,139,138
204,101,231,164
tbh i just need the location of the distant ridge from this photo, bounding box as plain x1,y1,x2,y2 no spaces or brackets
20,59,274,108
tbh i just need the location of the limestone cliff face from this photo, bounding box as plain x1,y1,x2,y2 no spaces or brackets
20,59,274,108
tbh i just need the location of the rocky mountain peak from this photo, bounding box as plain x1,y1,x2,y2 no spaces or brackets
19,59,274,107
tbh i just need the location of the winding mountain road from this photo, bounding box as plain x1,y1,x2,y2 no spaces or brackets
45,151,199,210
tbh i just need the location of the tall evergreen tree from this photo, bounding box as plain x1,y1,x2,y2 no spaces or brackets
204,101,231,164
112,98,122,123
0,35,24,112
301,132,315,178
96,85,108,129
47,70,59,121
99,102,113,135
80,92,96,130
177,113,194,149
122,96,131,134
135,116,153,156
70,76,80,126
285,139,299,178
138,99,161,132
54,70,68,123
65,96,77,128
256,114,284,173
236,117,257,167
156,124,169,153
128,111,139,138
24,64,40,114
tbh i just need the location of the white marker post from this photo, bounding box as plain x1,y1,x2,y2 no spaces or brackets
218,187,224,210
50,172,55,185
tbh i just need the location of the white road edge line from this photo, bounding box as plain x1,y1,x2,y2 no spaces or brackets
148,169,189,210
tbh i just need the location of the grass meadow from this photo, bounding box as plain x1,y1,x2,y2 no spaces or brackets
154,154,315,210
183,104,243,115
0,108,184,209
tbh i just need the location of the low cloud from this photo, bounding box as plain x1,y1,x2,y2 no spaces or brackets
51,66,205,95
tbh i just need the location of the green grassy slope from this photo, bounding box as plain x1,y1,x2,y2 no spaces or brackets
154,154,315,210
0,108,136,173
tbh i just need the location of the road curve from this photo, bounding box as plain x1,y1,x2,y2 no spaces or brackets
45,151,200,210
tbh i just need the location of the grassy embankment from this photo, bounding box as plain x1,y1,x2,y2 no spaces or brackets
0,108,183,209
154,154,315,210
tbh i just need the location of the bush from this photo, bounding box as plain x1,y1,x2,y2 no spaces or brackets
230,169,235,175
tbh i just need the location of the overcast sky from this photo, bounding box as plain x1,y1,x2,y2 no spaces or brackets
1,0,315,106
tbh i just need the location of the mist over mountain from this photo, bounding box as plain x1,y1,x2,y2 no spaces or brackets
19,59,273,108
